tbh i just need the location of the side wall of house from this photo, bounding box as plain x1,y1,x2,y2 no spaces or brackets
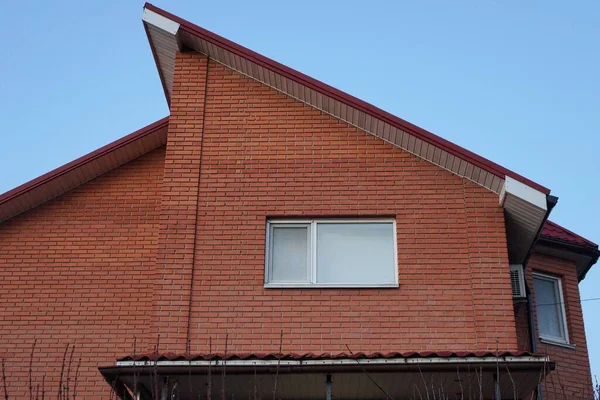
0,147,165,397
513,252,593,399
153,52,519,355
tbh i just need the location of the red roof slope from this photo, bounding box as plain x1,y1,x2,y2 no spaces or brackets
118,351,543,362
0,117,169,223
541,220,598,248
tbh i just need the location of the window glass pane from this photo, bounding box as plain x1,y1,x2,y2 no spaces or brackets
270,226,309,282
316,223,395,284
534,276,565,340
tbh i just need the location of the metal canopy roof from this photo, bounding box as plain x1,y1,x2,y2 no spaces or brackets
100,352,554,400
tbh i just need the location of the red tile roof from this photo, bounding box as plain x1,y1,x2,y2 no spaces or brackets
541,221,598,248
118,351,543,362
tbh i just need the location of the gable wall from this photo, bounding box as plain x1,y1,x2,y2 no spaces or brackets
155,52,518,355
0,146,165,397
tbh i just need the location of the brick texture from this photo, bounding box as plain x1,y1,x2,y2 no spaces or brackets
0,147,165,397
1,51,590,397
151,53,208,352
177,53,517,354
527,252,593,399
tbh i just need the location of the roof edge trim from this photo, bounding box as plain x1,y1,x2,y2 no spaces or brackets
0,117,169,206
143,3,550,195
115,355,551,368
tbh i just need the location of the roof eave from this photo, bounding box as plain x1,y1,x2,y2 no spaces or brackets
0,117,169,223
536,236,600,281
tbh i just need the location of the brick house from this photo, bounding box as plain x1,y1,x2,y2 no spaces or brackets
0,3,598,399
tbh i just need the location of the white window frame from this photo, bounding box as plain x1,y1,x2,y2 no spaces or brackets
533,272,570,345
265,219,399,288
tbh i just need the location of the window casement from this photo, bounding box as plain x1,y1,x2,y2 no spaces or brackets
533,272,570,345
265,219,398,288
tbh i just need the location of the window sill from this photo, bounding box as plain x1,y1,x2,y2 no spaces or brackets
539,338,576,350
264,283,399,289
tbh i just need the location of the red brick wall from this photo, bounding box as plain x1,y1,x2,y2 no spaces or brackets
151,54,208,352
162,52,519,355
0,147,165,397
0,51,530,396
528,252,593,399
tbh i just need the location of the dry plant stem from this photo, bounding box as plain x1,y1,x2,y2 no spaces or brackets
455,366,464,400
416,363,430,400
2,358,9,400
345,345,394,400
207,337,212,400
495,340,500,400
253,363,258,400
58,344,69,400
272,330,283,400
554,367,568,400
72,359,80,400
65,345,75,400
221,334,228,400
466,364,472,400
188,337,192,400
29,338,37,400
152,364,159,400
412,383,422,400
153,332,161,400
477,367,483,400
109,376,118,400
132,337,137,399
504,364,517,400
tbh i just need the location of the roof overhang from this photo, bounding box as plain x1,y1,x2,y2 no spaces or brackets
535,238,600,281
100,354,554,400
0,118,168,223
142,3,553,264
500,176,552,264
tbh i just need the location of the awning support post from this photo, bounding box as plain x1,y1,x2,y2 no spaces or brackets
494,373,502,400
325,374,332,400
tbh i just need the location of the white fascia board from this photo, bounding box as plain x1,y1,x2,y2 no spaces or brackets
142,8,180,35
499,176,547,210
116,356,550,368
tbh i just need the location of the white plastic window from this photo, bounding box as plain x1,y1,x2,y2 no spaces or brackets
533,272,569,344
266,219,398,287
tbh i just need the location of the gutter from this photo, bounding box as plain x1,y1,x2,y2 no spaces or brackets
113,355,552,368
536,236,600,281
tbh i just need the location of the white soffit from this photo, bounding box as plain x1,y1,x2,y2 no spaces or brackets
142,8,180,35
501,176,548,263
500,176,547,211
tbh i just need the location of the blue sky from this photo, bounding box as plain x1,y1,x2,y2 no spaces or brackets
1,0,598,379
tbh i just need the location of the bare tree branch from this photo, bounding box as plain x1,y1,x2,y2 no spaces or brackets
57,344,69,400
272,330,283,400
345,345,394,400
2,358,9,400
221,334,228,400
29,338,37,400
